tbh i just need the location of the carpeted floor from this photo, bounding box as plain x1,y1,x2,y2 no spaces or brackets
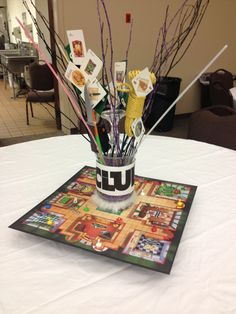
151,114,190,139
0,131,65,147
0,115,190,147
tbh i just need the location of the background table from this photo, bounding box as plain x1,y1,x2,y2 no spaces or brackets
0,52,37,98
0,135,236,314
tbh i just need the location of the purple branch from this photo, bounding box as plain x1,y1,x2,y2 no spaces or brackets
100,0,116,104
99,0,120,154
125,19,133,72
97,0,109,86
145,0,209,123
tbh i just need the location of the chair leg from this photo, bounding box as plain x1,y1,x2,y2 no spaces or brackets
30,102,34,117
26,101,29,125
3,68,8,89
12,75,16,99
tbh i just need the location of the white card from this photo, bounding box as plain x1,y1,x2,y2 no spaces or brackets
80,49,103,80
114,61,126,86
131,118,145,143
87,78,107,108
131,67,153,97
67,30,87,65
65,61,86,94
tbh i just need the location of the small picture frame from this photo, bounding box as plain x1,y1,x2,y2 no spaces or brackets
131,118,145,143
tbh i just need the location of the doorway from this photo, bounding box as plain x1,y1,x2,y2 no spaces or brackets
0,0,61,142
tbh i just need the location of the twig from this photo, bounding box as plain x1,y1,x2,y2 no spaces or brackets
125,19,133,71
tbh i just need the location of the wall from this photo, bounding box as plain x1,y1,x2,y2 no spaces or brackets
7,0,38,44
53,0,236,132
0,7,8,41
35,0,51,62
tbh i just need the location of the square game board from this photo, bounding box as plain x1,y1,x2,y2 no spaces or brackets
9,166,197,274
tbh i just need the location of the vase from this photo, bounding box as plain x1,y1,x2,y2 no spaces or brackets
92,154,136,213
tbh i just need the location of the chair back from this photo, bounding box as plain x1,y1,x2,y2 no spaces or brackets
209,69,233,107
188,105,236,150
28,61,54,91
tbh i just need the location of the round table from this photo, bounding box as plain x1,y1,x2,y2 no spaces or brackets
0,135,236,313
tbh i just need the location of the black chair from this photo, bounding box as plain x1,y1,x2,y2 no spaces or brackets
188,105,236,150
209,69,233,107
25,61,55,125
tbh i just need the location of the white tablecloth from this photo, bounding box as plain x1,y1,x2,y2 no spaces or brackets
0,135,236,314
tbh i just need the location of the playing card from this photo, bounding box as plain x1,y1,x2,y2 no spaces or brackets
80,49,103,80
131,67,153,97
114,61,126,86
131,118,145,143
67,30,87,65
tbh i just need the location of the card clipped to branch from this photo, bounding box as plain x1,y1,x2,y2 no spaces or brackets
65,61,86,94
114,61,126,86
67,30,87,65
87,78,107,108
132,67,154,97
80,49,103,80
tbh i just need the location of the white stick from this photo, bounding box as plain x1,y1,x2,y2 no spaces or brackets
139,44,228,147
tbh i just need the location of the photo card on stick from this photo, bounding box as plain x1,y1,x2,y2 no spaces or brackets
87,78,107,108
131,118,145,143
65,61,86,94
132,67,153,97
80,49,103,80
67,30,87,65
114,61,126,86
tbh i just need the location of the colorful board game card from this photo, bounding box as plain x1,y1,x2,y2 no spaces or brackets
80,49,103,80
67,30,87,65
86,78,107,108
114,61,126,85
132,67,154,97
9,166,197,274
65,61,86,93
